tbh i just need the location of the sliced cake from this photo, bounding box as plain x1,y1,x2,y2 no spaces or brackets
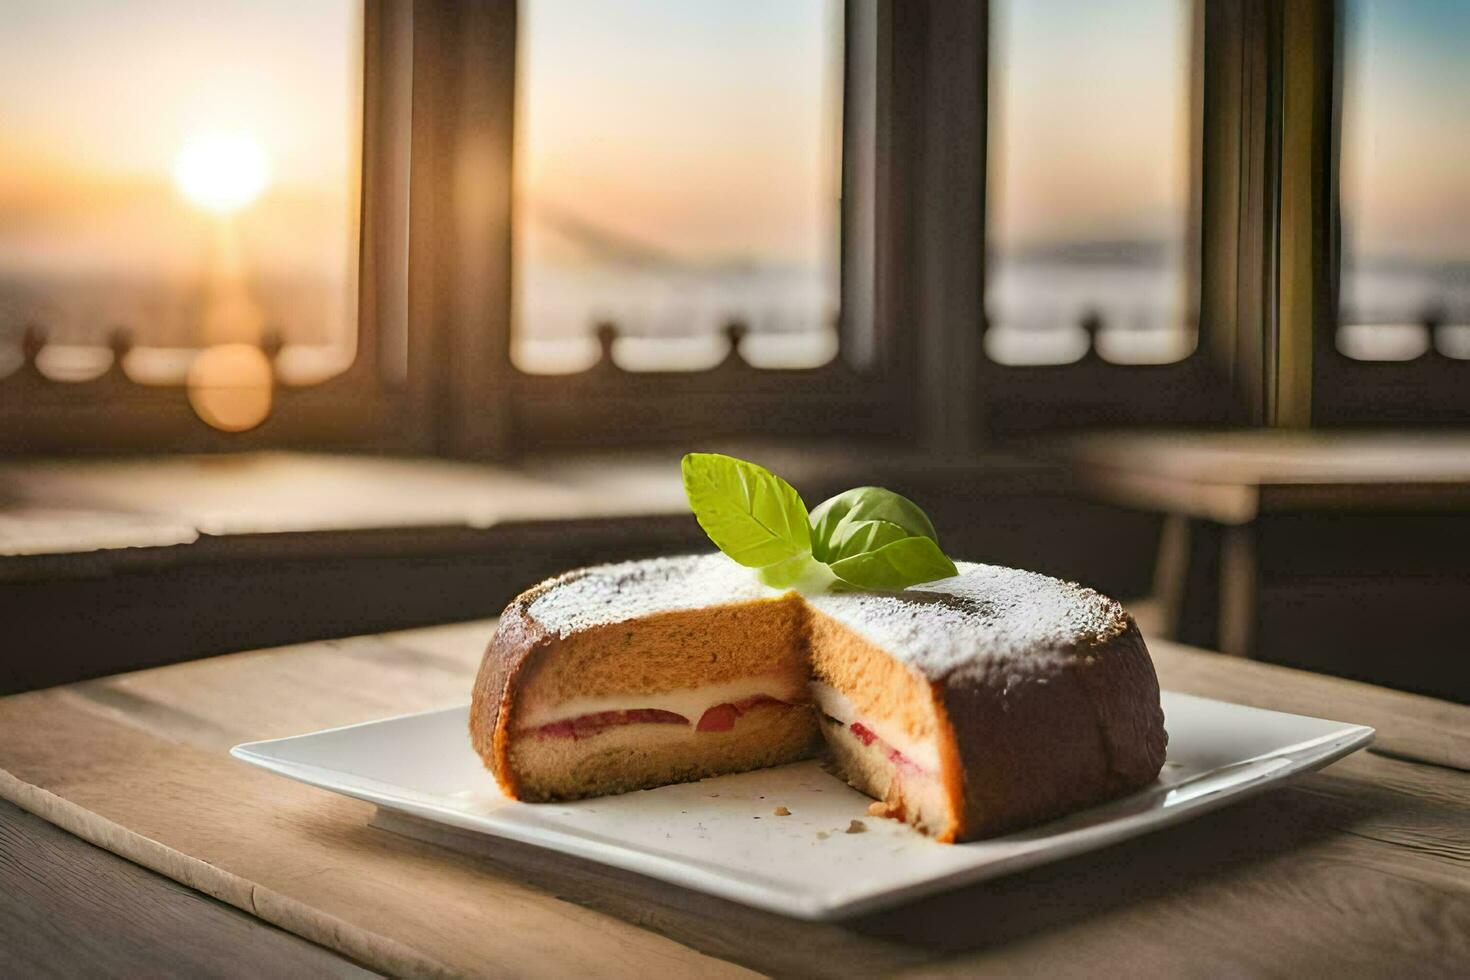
469,554,1168,842
472,558,819,802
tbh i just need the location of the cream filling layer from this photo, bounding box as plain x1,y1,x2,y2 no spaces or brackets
517,674,807,730
809,681,941,772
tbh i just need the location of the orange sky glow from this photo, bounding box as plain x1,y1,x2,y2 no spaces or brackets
3,0,1462,302
0,0,360,280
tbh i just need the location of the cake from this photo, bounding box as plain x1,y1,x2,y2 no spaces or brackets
469,554,1168,842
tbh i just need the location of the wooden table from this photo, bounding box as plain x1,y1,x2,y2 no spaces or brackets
2,621,1466,978
1060,430,1470,701
0,798,372,977
0,451,708,694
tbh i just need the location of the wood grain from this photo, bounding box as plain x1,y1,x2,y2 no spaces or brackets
1151,643,1470,771
0,798,373,979
1,621,1466,977
0,629,753,979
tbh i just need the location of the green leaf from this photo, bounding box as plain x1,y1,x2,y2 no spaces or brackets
809,486,939,563
757,553,836,591
809,486,957,589
682,453,812,568
826,535,959,590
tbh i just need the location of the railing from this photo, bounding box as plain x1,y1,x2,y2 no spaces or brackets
3,325,140,397
1336,312,1470,362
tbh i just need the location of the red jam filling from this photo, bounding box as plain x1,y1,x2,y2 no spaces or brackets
531,708,687,740
695,694,786,731
848,721,924,773
695,703,738,732
529,695,792,740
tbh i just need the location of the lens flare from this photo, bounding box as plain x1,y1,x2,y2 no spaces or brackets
187,343,273,431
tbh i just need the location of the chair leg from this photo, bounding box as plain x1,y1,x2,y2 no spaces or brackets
1218,523,1258,658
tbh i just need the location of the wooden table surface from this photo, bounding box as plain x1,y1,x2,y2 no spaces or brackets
1,620,1467,978
0,797,374,978
1055,431,1470,701
1059,429,1470,525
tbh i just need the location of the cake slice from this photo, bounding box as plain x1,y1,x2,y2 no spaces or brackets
472,558,819,801
803,568,1168,839
469,554,1168,841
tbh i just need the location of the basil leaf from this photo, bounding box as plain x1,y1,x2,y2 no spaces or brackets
682,453,812,568
809,486,939,563
809,486,957,589
757,553,835,591
826,535,959,590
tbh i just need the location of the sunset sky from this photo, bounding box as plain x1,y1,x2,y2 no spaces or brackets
2,0,1464,286
988,0,1194,252
0,0,357,189
1341,0,1470,263
515,0,841,268
0,0,359,278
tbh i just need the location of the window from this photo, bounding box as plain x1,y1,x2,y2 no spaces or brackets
490,0,900,452
512,0,843,375
16,1,1425,450
1337,0,1470,363
975,0,1225,436
0,0,364,428
985,0,1200,367
1311,0,1470,424
2,1,875,454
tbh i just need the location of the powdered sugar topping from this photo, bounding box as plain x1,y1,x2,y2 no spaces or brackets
807,562,1127,679
525,553,777,637
524,553,1127,679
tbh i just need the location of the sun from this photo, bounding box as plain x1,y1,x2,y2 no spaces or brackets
174,133,272,213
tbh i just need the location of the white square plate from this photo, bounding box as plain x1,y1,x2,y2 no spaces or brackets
232,692,1372,920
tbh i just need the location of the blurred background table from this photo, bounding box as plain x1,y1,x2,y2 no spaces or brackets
1,620,1466,977
1061,430,1470,702
0,448,1159,694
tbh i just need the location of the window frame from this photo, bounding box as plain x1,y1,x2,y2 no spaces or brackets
972,0,1246,438
13,0,1436,455
447,0,1261,453
1310,0,1470,425
0,0,435,454
434,0,921,456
